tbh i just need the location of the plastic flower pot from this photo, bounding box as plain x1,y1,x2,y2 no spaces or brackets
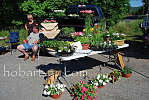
50,92,62,99
122,72,132,78
98,85,104,88
81,44,90,50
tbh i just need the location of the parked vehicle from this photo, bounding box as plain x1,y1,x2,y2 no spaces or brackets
55,5,104,31
140,16,149,37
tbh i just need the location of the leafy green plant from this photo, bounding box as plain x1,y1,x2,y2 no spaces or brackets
91,33,104,50
61,27,75,37
71,81,97,100
75,36,90,44
109,70,122,83
121,66,132,74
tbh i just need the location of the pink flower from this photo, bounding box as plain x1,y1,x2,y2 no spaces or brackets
81,96,84,100
90,88,93,93
74,97,78,100
81,90,84,93
80,81,83,84
84,93,86,97
82,87,87,92
88,96,91,100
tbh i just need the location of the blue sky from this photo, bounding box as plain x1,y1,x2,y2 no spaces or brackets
129,0,144,7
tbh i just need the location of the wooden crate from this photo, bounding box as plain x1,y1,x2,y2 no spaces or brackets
46,69,61,85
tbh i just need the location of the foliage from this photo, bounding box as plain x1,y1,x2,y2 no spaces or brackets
75,36,90,44
91,33,104,50
109,70,122,83
0,0,26,28
91,74,111,87
95,0,129,27
112,20,143,37
40,40,72,52
84,15,94,36
72,81,97,100
0,27,28,46
61,27,75,37
11,20,24,26
43,84,65,96
20,0,88,18
121,66,132,74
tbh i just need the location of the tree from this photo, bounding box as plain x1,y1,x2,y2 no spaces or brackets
95,0,129,27
20,0,88,19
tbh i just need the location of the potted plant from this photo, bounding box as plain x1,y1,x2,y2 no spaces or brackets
75,36,90,50
121,66,132,78
111,32,125,46
90,33,104,50
43,83,66,99
109,70,122,83
91,74,110,88
71,81,97,100
60,27,75,41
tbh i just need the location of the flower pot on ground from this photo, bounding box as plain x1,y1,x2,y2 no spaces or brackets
71,81,97,100
98,85,104,88
109,70,122,83
50,92,62,99
121,66,132,78
43,83,66,99
91,74,110,88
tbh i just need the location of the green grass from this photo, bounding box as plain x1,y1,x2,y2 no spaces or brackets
112,20,143,41
0,27,28,46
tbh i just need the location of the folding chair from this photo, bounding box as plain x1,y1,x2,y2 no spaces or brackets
6,32,19,55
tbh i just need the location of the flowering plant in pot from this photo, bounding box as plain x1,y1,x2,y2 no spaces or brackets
75,36,90,50
109,70,122,83
43,83,66,99
71,81,97,100
121,66,132,78
91,74,111,88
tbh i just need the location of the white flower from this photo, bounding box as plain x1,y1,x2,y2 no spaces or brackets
103,82,107,86
109,77,112,80
97,75,100,80
47,91,51,95
103,75,106,79
106,80,109,83
107,34,110,37
113,33,119,36
61,89,65,92
50,84,53,88
43,90,47,95
58,50,62,52
99,80,103,83
94,83,98,86
44,85,49,89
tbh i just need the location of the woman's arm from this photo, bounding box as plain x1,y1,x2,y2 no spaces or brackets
25,24,28,31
